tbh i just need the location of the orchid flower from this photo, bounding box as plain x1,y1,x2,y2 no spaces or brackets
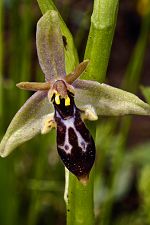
0,10,150,184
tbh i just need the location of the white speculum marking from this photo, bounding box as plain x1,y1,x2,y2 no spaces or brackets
56,110,88,154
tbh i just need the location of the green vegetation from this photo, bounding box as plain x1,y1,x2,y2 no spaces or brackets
0,0,150,225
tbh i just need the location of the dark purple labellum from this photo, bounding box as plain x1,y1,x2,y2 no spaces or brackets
52,87,96,182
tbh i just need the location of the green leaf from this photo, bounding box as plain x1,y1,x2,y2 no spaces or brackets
74,80,150,116
0,91,52,157
36,10,66,81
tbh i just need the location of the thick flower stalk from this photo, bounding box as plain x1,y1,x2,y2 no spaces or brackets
0,10,150,184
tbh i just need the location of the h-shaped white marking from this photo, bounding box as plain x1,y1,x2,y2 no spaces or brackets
56,110,88,154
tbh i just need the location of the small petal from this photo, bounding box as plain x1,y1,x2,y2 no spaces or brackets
0,91,53,157
65,60,90,84
36,10,66,81
74,80,150,116
16,82,51,91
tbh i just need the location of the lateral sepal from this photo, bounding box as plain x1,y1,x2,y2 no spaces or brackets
0,91,52,157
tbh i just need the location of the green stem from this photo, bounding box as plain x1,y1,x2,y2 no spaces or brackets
66,123,96,225
100,13,150,225
65,169,95,225
83,0,119,82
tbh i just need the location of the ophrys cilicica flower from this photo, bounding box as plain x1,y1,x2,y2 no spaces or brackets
1,10,150,184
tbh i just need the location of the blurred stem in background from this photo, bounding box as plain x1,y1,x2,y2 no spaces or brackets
27,133,56,225
0,0,3,132
0,2,19,225
98,9,150,225
1,0,35,224
19,0,32,106
75,8,91,52
7,0,21,118
7,0,32,111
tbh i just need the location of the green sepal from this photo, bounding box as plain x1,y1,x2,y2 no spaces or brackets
37,0,79,74
0,91,52,157
74,80,150,116
36,10,66,81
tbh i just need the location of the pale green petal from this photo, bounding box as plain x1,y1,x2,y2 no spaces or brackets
74,80,150,116
0,91,53,157
36,10,66,81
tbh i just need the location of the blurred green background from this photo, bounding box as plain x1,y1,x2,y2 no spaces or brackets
0,0,150,225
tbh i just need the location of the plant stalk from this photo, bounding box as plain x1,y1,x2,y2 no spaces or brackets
0,0,3,131
19,0,32,106
83,0,119,82
99,12,150,225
